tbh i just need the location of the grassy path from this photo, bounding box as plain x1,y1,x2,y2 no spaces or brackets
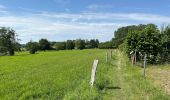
97,50,170,100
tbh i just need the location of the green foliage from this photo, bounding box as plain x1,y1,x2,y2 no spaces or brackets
26,41,39,54
118,24,170,64
98,24,147,49
26,39,99,51
75,39,85,50
0,27,17,55
39,38,51,51
160,25,170,63
66,40,75,50
112,24,147,48
86,39,99,49
137,24,161,63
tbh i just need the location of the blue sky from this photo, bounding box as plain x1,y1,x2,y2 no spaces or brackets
0,0,170,43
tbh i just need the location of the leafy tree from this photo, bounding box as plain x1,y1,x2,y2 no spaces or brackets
85,39,99,49
137,24,161,63
66,40,75,50
26,41,39,54
125,24,161,64
112,24,147,48
39,39,51,51
0,27,17,55
75,39,85,50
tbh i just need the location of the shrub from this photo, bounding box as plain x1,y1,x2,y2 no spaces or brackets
26,41,39,54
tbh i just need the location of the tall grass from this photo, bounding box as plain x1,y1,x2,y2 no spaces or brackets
0,50,105,99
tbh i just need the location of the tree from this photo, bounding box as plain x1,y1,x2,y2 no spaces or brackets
112,24,147,48
26,41,39,54
75,39,85,50
125,24,161,64
0,27,17,55
39,39,51,51
85,39,98,49
137,24,161,63
66,40,75,50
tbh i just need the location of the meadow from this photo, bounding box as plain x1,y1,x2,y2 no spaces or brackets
0,49,169,100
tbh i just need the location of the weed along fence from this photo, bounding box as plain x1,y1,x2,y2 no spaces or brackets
90,50,113,87
130,50,147,78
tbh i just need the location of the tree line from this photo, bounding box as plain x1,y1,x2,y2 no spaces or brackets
25,39,99,54
0,27,99,55
1,24,170,64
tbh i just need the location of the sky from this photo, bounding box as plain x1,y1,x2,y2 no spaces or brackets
0,0,170,43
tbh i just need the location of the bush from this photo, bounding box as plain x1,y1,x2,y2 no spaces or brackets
26,41,39,54
39,39,51,51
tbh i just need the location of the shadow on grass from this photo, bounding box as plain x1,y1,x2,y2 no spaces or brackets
97,84,121,91
105,86,121,90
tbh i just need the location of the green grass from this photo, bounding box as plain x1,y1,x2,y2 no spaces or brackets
0,50,104,100
0,49,169,100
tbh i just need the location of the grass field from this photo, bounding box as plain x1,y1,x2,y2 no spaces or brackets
0,49,169,100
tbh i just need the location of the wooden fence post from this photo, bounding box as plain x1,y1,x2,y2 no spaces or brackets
90,60,99,87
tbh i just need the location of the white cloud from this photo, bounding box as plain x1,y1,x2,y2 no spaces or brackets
36,12,170,24
0,11,170,43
